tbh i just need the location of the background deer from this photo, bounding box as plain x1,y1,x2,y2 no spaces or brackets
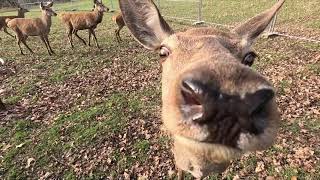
59,0,109,49
0,6,29,38
119,0,285,179
112,12,125,42
6,2,57,55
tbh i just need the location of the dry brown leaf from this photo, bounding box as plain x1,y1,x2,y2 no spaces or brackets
25,157,35,168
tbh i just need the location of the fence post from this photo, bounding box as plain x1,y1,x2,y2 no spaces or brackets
157,0,161,11
266,0,279,37
109,0,115,12
194,0,204,25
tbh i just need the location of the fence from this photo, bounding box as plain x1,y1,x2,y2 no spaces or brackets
1,0,319,43
156,0,320,43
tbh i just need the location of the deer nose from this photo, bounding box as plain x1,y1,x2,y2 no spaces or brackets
180,78,219,123
180,78,275,132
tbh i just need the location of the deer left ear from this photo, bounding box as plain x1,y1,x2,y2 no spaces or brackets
119,0,174,50
40,2,44,9
233,0,285,47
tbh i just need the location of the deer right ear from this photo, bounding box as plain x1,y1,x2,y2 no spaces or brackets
119,0,174,50
40,2,44,9
233,0,285,47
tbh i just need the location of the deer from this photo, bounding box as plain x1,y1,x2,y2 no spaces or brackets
59,0,109,49
119,0,285,179
0,6,29,38
6,2,57,55
112,12,125,43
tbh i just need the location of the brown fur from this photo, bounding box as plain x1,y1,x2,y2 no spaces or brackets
59,0,109,48
0,7,29,37
7,2,57,55
119,0,285,179
112,12,125,42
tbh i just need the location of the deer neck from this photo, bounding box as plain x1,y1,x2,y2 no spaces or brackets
41,13,52,29
93,10,104,24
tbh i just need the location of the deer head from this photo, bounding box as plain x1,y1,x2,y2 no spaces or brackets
18,6,29,15
93,0,109,13
40,2,57,17
119,0,284,178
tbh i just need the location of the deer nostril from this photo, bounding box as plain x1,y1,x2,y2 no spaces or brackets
181,79,204,105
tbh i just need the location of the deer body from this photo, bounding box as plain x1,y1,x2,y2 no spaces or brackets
59,0,108,48
112,12,125,42
7,2,57,55
0,7,29,37
119,0,285,179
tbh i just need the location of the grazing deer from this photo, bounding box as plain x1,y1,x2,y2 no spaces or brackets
59,0,109,49
6,2,57,55
119,0,285,179
0,6,29,38
112,12,125,42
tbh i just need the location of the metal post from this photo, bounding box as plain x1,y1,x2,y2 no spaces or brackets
266,0,280,37
157,0,161,11
194,0,204,25
109,0,115,12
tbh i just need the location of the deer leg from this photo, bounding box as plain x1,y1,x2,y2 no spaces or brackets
45,35,55,54
88,29,92,46
3,27,14,38
67,28,74,48
177,169,184,180
0,99,6,111
89,29,99,49
73,30,87,45
17,39,24,55
21,37,34,54
116,25,123,42
40,36,51,55
115,29,120,43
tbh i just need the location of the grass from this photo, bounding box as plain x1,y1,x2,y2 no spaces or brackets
0,0,319,179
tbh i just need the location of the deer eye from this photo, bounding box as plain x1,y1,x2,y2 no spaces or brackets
242,52,257,67
159,46,170,58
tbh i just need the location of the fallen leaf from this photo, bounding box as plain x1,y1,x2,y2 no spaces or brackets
26,157,35,168
16,143,25,148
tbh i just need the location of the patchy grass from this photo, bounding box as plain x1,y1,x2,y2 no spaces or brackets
0,0,319,179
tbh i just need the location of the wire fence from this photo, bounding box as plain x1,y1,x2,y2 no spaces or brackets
1,0,319,43
156,0,320,43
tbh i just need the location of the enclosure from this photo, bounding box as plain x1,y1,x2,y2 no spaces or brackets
0,0,319,179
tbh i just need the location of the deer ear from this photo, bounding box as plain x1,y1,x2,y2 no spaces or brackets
40,2,44,9
119,0,174,50
47,2,53,7
233,0,285,46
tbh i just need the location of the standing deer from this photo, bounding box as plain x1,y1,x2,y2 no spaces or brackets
6,2,57,55
0,6,29,38
112,12,125,42
59,0,109,49
119,0,285,179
